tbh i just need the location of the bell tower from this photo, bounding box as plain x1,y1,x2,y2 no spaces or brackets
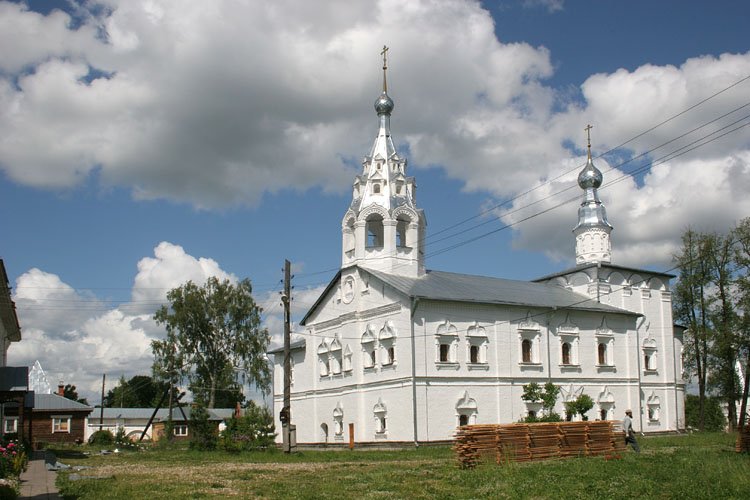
573,125,613,265
341,47,425,277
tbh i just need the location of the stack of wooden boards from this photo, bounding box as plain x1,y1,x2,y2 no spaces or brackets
736,425,750,453
454,421,627,468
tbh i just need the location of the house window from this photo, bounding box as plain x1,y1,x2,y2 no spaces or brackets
174,425,188,437
600,409,608,421
470,345,479,364
3,418,18,434
381,345,395,366
459,414,469,427
522,339,532,363
362,326,377,369
374,399,387,436
644,351,658,371
439,343,450,362
562,342,571,365
52,416,71,433
373,183,381,194
598,343,607,365
333,403,344,437
343,346,353,372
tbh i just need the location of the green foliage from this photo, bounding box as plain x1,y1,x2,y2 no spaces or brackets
189,364,246,409
521,382,543,403
564,394,595,420
219,401,276,452
54,433,750,499
189,405,217,451
89,430,115,446
685,395,726,431
0,439,27,481
153,277,270,408
521,382,561,420
63,383,90,405
104,375,173,408
521,412,562,423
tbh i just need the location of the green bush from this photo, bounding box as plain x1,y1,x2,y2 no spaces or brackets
685,395,726,431
219,402,276,452
89,430,115,446
189,405,217,451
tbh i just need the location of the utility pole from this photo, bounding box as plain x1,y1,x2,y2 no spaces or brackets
280,259,294,453
99,374,105,432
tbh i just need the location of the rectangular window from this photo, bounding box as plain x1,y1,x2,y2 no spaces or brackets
470,345,479,364
439,343,450,362
52,416,71,433
174,425,188,436
3,418,18,434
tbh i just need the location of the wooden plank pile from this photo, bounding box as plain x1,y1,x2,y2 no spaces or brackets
735,425,750,453
559,421,588,457
528,423,560,460
454,421,624,468
497,424,532,462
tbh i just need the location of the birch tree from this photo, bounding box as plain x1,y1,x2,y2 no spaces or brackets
152,277,270,409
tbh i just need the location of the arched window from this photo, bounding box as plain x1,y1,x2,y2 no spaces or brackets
600,409,608,421
333,403,344,438
362,325,377,369
522,339,532,363
396,215,410,248
373,183,381,194
320,423,329,443
562,342,571,365
374,399,387,435
366,214,384,248
598,343,607,365
459,414,469,426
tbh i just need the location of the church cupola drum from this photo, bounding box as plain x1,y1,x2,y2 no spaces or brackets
573,125,612,265
341,47,426,277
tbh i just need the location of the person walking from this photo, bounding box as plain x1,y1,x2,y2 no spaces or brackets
623,409,640,453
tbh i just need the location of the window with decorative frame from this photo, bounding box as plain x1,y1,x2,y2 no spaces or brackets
329,337,342,375
557,315,579,368
342,345,353,372
318,340,330,377
647,392,661,422
643,337,658,372
595,319,615,368
373,399,387,437
517,314,541,366
333,402,344,440
52,416,71,433
466,322,488,366
379,321,397,367
362,325,377,370
435,320,458,366
3,417,18,434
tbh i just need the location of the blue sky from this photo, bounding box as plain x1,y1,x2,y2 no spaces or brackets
1,0,749,404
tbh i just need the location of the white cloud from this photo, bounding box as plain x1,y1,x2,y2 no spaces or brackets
0,0,748,275
8,241,252,404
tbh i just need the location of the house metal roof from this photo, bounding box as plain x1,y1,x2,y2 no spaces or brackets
301,265,638,325
33,393,93,412
533,262,675,283
90,407,236,422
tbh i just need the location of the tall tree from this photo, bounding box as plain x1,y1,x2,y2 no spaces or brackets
189,363,246,409
153,277,270,409
673,229,713,430
704,232,739,430
734,218,750,428
103,375,172,408
63,384,89,405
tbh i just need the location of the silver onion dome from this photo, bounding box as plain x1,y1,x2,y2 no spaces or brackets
578,156,603,190
375,91,394,115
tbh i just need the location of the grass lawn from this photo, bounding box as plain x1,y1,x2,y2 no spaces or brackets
55,432,750,499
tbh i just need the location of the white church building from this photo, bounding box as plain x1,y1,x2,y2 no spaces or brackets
271,55,685,445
